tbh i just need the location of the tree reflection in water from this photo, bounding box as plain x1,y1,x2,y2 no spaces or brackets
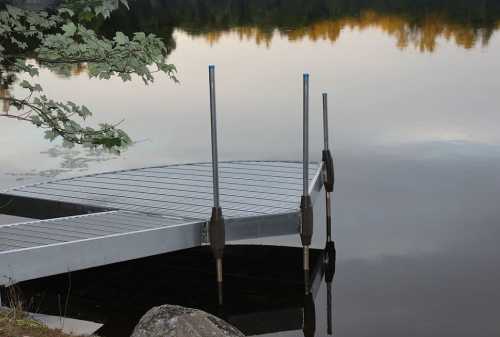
101,0,500,52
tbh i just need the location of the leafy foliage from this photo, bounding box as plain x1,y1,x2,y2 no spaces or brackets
0,0,176,152
61,0,130,19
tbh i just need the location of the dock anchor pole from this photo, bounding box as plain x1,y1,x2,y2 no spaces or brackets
325,242,335,335
322,93,336,334
208,65,225,305
300,73,314,294
322,93,335,246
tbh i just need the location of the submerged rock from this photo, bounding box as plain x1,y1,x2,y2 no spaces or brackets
130,305,244,337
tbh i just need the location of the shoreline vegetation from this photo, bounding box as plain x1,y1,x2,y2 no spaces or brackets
0,286,92,337
0,308,78,337
100,0,500,52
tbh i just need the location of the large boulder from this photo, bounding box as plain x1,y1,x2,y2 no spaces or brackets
130,305,244,337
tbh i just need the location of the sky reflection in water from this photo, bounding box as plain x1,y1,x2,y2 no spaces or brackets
1,1,500,336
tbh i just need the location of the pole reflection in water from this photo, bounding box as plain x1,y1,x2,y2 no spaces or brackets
303,269,316,337
11,245,326,337
325,241,336,335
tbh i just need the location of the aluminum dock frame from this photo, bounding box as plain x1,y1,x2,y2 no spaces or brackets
0,161,323,287
0,68,335,310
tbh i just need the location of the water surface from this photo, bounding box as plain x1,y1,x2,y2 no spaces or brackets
1,1,500,336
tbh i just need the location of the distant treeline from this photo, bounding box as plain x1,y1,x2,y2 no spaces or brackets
91,0,500,51
101,0,500,32
7,0,500,51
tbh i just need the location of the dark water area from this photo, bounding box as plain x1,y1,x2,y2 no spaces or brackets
8,246,325,337
1,0,500,336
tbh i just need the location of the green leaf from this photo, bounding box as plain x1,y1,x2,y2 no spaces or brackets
57,8,75,17
19,80,32,89
114,31,129,45
61,22,77,36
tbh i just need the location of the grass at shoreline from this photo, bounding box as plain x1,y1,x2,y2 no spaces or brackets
0,308,76,337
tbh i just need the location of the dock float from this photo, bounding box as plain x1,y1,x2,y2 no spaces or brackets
0,161,323,287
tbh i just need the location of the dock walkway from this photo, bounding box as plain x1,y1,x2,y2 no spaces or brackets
0,161,323,286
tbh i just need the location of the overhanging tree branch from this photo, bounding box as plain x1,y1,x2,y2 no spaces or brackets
0,0,177,152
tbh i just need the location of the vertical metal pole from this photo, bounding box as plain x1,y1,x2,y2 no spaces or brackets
303,73,310,273
208,65,225,305
322,92,336,335
322,93,333,242
303,74,309,198
209,65,220,209
322,93,329,152
326,193,332,241
300,74,313,289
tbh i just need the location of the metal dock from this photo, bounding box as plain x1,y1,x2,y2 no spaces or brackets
0,161,323,286
0,67,336,321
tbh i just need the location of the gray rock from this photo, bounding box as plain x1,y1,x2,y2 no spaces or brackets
130,305,245,337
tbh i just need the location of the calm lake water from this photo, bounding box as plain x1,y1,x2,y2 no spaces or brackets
1,1,500,336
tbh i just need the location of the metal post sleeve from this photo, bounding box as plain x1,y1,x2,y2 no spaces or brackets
209,206,225,259
322,149,335,193
300,195,313,247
